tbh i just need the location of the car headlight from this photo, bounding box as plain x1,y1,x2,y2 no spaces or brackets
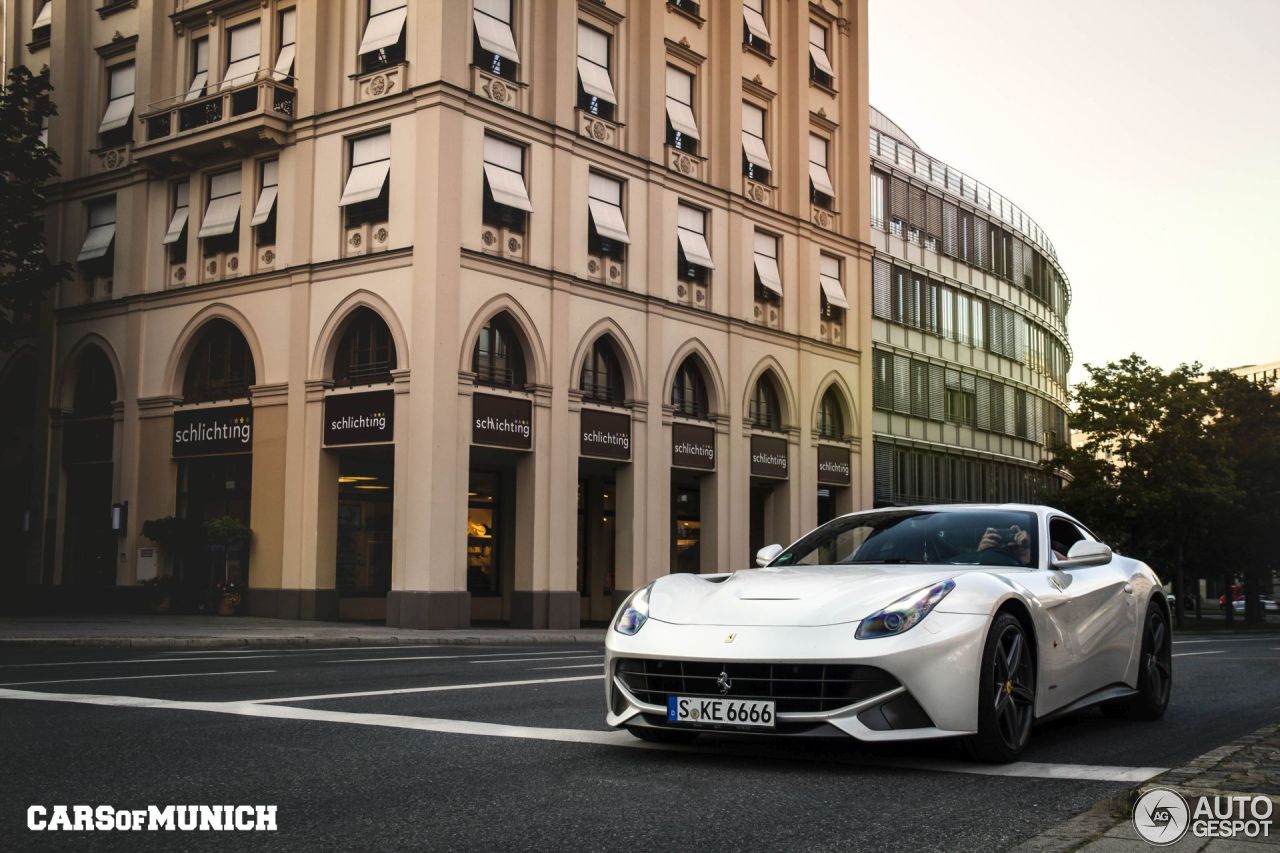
613,583,654,636
855,579,956,639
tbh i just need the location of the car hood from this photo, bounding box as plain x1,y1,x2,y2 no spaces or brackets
649,564,966,627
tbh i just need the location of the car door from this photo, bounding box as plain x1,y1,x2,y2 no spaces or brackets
1046,517,1136,698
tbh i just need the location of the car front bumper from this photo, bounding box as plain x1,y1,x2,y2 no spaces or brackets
604,611,990,740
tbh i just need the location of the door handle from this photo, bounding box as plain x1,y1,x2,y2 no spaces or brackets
1123,583,1133,594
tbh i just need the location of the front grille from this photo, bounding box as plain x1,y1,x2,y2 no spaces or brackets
615,658,900,714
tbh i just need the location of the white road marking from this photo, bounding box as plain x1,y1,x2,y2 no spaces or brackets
249,675,605,704
471,655,603,665
0,670,276,687
0,686,1168,782
334,651,600,664
1172,651,1226,658
159,645,512,655
0,657,275,668
1174,637,1277,644
528,664,606,671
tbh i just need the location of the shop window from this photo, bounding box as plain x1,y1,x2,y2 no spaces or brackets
580,336,625,405
466,471,501,596
98,61,135,147
665,65,699,155
359,0,407,73
816,387,844,440
472,314,526,388
752,230,782,303
222,20,261,91
340,131,390,227
163,181,190,264
185,37,209,101
809,133,834,209
741,102,771,183
676,203,712,283
749,373,782,431
672,356,709,419
472,0,519,81
808,22,833,88
482,134,533,234
198,170,242,256
251,159,279,245
182,319,256,403
742,0,771,55
576,23,616,121
587,172,628,260
333,308,397,387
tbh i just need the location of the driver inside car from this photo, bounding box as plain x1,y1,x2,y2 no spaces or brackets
978,526,1066,565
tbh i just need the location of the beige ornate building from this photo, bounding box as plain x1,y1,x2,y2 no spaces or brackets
2,0,874,628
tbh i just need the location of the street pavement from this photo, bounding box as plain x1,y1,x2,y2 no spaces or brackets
1,634,1277,852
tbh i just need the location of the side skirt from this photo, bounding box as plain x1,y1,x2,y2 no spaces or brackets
1036,683,1138,723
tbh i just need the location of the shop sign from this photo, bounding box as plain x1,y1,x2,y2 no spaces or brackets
817,444,852,486
750,434,788,480
580,408,631,461
324,390,395,446
672,422,715,471
172,405,253,457
472,393,533,450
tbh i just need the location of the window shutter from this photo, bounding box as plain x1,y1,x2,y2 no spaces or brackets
929,363,944,421
926,194,942,239
1012,239,1025,288
893,354,910,414
872,257,891,319
890,177,908,223
942,202,958,256
874,443,892,503
976,377,991,430
973,217,988,269
908,185,925,231
873,350,892,410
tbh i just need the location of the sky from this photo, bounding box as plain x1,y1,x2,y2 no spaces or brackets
868,0,1280,386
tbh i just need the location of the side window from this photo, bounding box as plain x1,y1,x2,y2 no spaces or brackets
1048,518,1088,560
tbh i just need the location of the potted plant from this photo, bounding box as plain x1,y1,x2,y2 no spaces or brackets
204,516,251,616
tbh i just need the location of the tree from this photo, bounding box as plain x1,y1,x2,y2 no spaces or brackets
0,66,67,350
1041,355,1274,627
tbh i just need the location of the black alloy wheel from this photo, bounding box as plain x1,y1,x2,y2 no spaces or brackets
1104,600,1172,720
965,612,1036,762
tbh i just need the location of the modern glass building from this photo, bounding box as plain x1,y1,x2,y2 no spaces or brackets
867,108,1071,506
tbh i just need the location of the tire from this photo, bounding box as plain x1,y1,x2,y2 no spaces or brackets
625,725,700,744
1105,600,1172,721
963,612,1036,763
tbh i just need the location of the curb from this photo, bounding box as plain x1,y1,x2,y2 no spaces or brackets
0,633,605,649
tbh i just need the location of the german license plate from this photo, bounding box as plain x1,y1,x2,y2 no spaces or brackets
667,696,776,729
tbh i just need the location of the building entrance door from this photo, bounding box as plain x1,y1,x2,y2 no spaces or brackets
577,461,617,624
335,446,393,620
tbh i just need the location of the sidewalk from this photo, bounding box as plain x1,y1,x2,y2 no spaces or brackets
1013,721,1280,852
0,615,605,649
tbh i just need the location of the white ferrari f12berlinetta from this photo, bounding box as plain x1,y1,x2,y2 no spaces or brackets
604,504,1172,762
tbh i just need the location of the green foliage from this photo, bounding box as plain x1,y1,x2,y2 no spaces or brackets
1045,355,1280,622
203,515,252,548
0,66,68,350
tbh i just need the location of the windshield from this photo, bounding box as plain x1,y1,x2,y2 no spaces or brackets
770,509,1040,569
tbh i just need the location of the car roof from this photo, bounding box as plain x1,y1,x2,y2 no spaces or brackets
834,503,1064,520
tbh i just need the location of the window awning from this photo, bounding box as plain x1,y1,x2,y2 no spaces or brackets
221,56,260,90
483,163,533,212
577,58,616,105
222,22,261,90
162,207,189,245
743,5,770,43
809,23,834,76
251,186,278,226
753,234,782,296
819,256,848,309
588,198,629,244
809,161,835,197
33,1,52,30
360,1,408,56
98,95,134,133
199,195,241,238
742,132,772,172
339,161,390,206
471,10,519,63
274,44,296,79
184,71,208,102
78,223,116,262
666,99,699,141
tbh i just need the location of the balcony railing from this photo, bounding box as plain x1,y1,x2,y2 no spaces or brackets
138,71,295,149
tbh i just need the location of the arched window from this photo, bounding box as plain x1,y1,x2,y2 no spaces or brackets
182,319,256,403
472,313,527,388
816,386,844,440
749,373,782,431
333,308,397,386
671,356,709,419
72,348,118,418
580,336,625,405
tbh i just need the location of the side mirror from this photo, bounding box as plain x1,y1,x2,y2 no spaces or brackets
756,543,784,567
1052,540,1112,570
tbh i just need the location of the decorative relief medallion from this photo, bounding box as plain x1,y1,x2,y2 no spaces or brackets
174,266,186,282
677,284,688,299
227,256,239,271
206,260,217,274
349,232,363,248
369,75,388,96
374,227,388,243
506,237,520,253
482,229,496,246
608,264,620,280
588,259,600,274
262,250,275,265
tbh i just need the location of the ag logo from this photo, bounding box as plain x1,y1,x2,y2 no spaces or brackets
1133,787,1189,845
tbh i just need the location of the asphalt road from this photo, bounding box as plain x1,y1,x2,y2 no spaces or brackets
1,634,1277,852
